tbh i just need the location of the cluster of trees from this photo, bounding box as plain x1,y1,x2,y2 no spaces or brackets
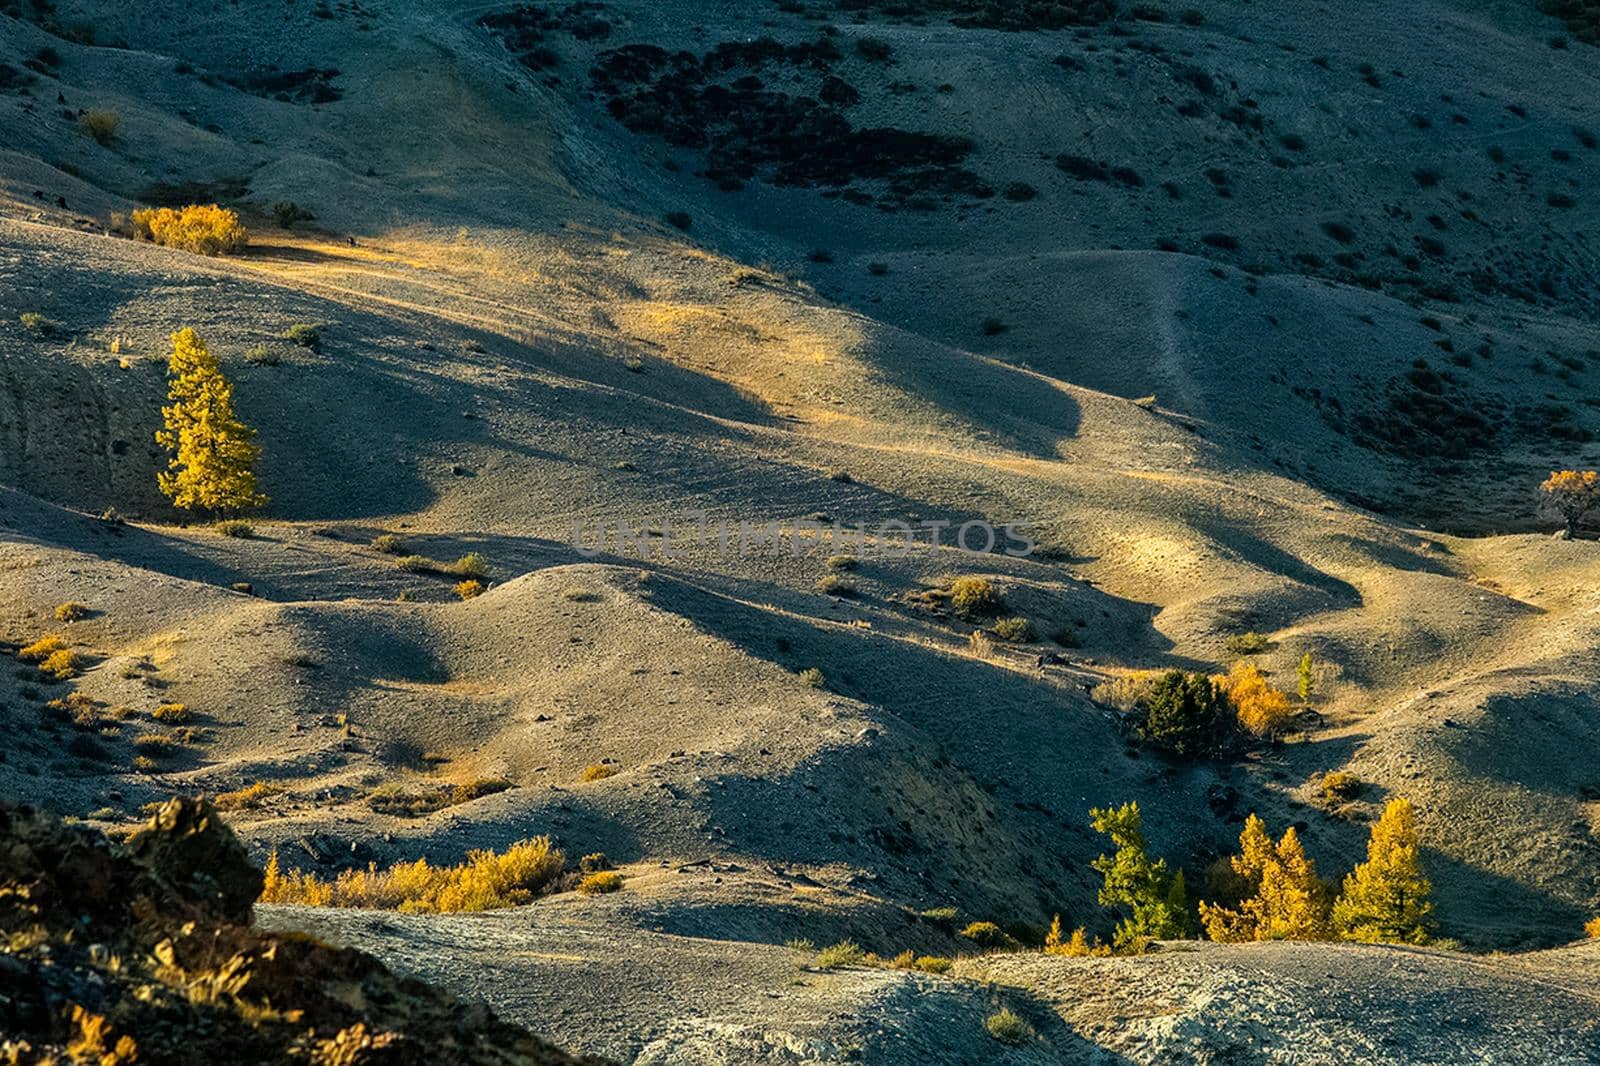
1541,470,1598,538
1048,798,1434,955
1132,659,1303,759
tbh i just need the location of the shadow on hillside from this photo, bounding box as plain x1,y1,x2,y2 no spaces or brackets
852,323,1081,459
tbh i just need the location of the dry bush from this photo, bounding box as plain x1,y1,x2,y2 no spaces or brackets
798,666,825,688
371,533,407,554
132,733,185,758
959,920,1011,948
814,940,865,969
579,763,618,782
816,574,857,597
985,1009,1034,1046
215,520,254,538
577,870,623,895
913,955,952,973
78,108,119,145
1224,631,1273,655
967,629,996,659
1586,916,1600,939
1091,670,1162,711
992,616,1035,642
130,204,249,256
455,579,485,600
1320,771,1363,806
366,785,451,818
450,777,512,804
451,553,489,579
40,648,84,681
18,634,67,664
213,782,281,811
261,837,565,912
949,576,1003,617
151,702,191,723
54,602,91,622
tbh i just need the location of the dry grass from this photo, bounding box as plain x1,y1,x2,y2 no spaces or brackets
260,837,565,912
151,702,191,723
814,940,866,969
213,782,282,811
78,108,118,145
18,634,67,664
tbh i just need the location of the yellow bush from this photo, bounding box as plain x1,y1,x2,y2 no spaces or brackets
913,955,952,973
814,940,865,969
18,634,67,663
1043,914,1111,957
261,837,565,912
949,576,1003,617
131,204,249,256
1217,661,1294,736
214,782,280,811
1586,916,1600,939
579,763,618,782
54,602,91,622
40,648,84,680
578,870,623,895
454,579,485,600
152,702,191,722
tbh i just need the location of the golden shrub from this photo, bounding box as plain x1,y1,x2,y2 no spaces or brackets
18,633,67,663
54,601,91,622
1586,916,1600,939
579,763,618,782
949,576,1003,616
454,579,485,600
577,870,623,895
1043,914,1111,957
261,837,565,912
1217,661,1294,737
214,782,281,811
131,204,249,256
151,702,191,722
40,648,84,680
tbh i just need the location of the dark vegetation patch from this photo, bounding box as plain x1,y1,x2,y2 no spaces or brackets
584,38,989,206
1539,0,1600,43
140,177,251,207
225,66,341,104
479,1,613,70
831,0,1119,31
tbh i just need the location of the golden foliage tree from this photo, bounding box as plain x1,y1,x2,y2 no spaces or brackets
156,328,267,516
1540,469,1599,538
1044,914,1111,957
1332,797,1435,944
131,204,249,256
1217,661,1295,737
1200,814,1329,942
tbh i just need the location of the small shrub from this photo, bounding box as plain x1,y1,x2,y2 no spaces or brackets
133,733,184,758
19,312,59,334
826,554,858,571
967,629,996,659
40,648,84,681
244,345,280,366
580,852,612,873
992,616,1035,642
215,520,255,538
372,534,407,554
130,204,248,255
798,667,825,688
959,920,1010,948
18,634,67,664
815,940,866,969
949,576,1003,617
451,553,489,579
133,755,159,773
395,555,439,573
366,785,451,818
450,777,512,804
455,579,485,600
985,1009,1034,1046
578,870,624,895
665,210,692,231
1224,631,1272,655
980,317,1008,336
283,323,321,350
1586,916,1600,939
1320,771,1363,806
78,109,119,145
918,906,959,928
579,763,618,782
151,702,191,723
856,36,892,61
214,782,281,811
817,574,857,598
54,602,91,622
913,955,952,974
785,938,816,952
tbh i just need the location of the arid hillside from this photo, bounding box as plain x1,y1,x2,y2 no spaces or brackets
2,0,1600,1061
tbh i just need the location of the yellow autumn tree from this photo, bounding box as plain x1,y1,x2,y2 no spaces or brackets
1540,469,1599,538
156,328,267,516
1200,814,1329,942
1217,661,1295,737
1332,797,1435,944
1043,914,1111,957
